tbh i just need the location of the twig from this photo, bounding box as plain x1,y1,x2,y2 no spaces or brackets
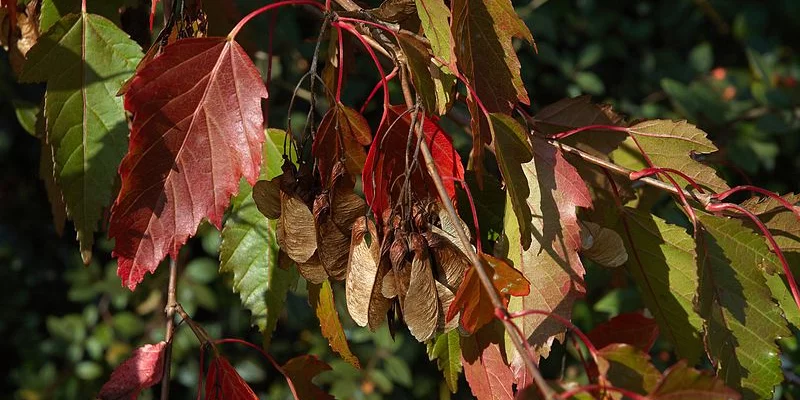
160,257,180,400
551,140,714,208
414,122,556,399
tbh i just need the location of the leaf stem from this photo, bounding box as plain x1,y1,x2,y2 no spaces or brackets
81,0,86,13
228,0,325,40
160,256,179,400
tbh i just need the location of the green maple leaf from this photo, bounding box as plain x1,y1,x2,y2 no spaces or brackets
626,120,730,193
19,12,142,262
427,330,462,393
617,208,704,363
696,213,790,400
219,129,298,349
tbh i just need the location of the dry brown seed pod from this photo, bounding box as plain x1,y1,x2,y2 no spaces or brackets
403,233,439,341
316,219,350,281
580,221,628,267
297,252,328,284
346,216,390,329
277,192,317,264
253,178,281,219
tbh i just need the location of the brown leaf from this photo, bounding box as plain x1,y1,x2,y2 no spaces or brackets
313,104,372,184
579,221,628,267
282,355,334,400
253,178,281,219
403,233,439,341
425,230,469,290
278,192,317,264
346,216,391,329
309,280,361,369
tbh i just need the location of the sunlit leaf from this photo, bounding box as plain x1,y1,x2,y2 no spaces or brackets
499,136,591,363
363,106,463,217
308,279,361,369
427,330,462,393
626,120,729,193
108,37,267,290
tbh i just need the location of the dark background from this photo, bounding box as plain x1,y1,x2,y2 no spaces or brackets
1,0,799,398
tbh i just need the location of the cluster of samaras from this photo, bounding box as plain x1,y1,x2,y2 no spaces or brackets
254,159,470,341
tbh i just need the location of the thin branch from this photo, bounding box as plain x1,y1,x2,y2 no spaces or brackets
414,120,556,400
160,257,179,400
552,140,714,208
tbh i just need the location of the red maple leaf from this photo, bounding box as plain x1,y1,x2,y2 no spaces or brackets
205,356,258,400
362,106,464,217
98,341,166,400
447,254,529,334
109,37,267,290
461,323,515,400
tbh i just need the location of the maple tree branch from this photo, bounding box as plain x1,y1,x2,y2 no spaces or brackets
414,122,556,400
160,257,179,400
550,140,714,208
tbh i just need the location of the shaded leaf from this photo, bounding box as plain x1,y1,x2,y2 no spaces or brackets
109,37,267,290
490,113,533,249
427,330,462,393
98,341,166,400
649,360,741,400
450,0,533,179
696,213,790,399
313,103,371,184
219,129,298,349
533,95,625,156
39,0,134,33
20,12,142,262
626,120,729,193
39,126,67,236
253,178,281,219
282,355,334,400
615,208,704,363
596,344,660,395
308,280,361,369
587,313,659,352
363,106,464,217
397,31,455,115
579,221,627,268
460,322,514,400
205,356,258,400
